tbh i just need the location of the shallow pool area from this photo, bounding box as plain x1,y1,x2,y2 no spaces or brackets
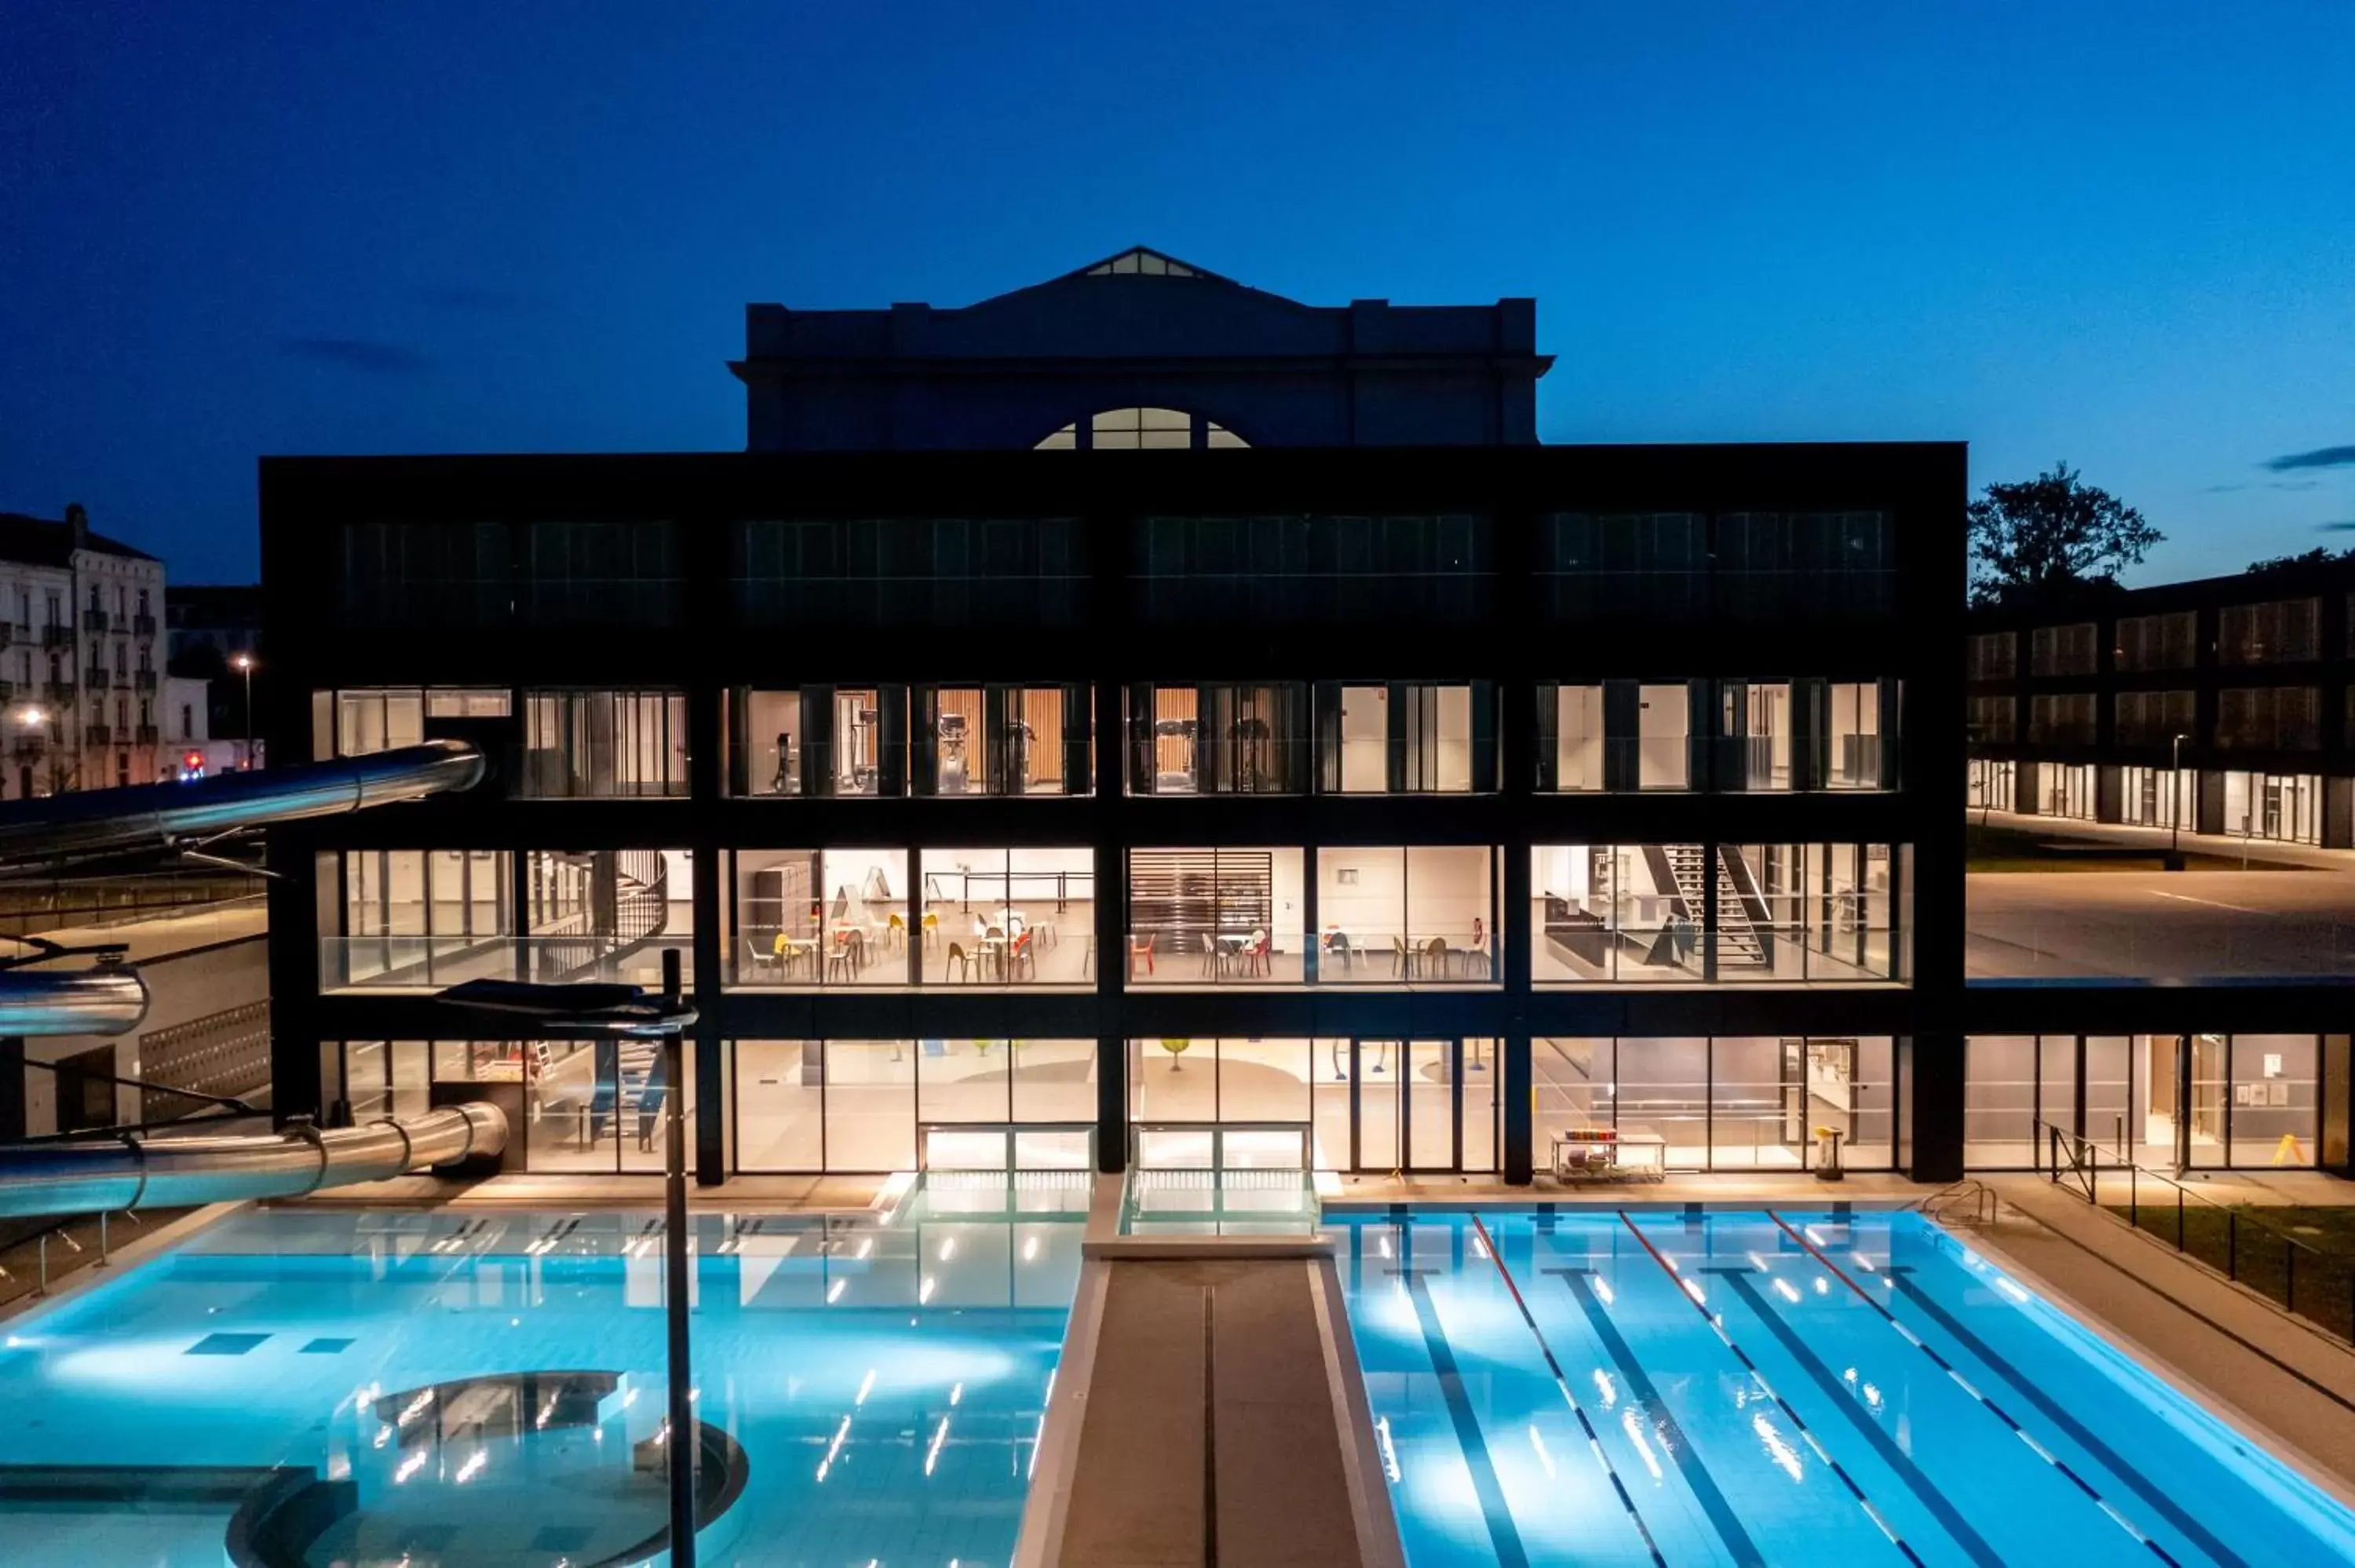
0,1181,1084,1566
1336,1207,2355,1568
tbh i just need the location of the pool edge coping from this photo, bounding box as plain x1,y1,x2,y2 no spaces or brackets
0,1200,251,1329
1940,1209,2355,1517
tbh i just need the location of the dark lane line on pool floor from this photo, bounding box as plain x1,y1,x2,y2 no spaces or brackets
1608,1213,1929,1568
1389,1261,1532,1568
1710,1268,2005,1568
1466,1216,1667,1568
1771,1212,2236,1568
1546,1266,1767,1568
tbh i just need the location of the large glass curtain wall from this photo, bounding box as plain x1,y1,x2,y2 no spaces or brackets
915,686,1085,796
1126,848,1305,983
523,849,694,987
1125,683,1489,794
725,848,1094,986
1824,681,1886,789
1968,759,2016,814
1316,682,1489,793
1964,1034,2320,1169
1532,844,1900,985
1533,1036,1897,1172
2035,764,2096,820
520,689,688,797
728,684,1090,797
721,685,909,797
322,848,692,990
922,848,1095,985
1130,684,1308,794
1636,684,1690,789
1537,680,1897,793
1121,846,1498,985
1314,847,1499,983
1717,681,1792,790
324,1039,694,1174
2120,767,2193,830
323,850,512,990
1127,1037,1499,1175
733,1039,1096,1172
315,687,512,760
2221,771,2321,844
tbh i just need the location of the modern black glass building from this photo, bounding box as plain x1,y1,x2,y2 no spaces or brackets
258,250,1971,1186
1967,559,2355,847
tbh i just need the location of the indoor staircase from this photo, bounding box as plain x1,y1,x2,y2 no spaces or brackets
539,850,671,983
1652,844,1773,972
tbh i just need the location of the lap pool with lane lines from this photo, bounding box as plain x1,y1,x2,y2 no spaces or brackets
0,1191,1081,1566
1336,1209,2355,1568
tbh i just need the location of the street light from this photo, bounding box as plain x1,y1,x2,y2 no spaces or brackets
434,956,701,1565
2170,732,2188,863
229,651,256,770
13,706,48,799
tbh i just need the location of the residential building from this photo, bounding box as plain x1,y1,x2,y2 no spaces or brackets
0,505,173,797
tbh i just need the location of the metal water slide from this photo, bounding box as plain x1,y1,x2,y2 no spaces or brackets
0,742,508,1219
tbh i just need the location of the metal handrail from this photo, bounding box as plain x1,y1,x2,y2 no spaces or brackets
2034,1117,2350,1341
0,1205,144,1300
1919,1179,1995,1227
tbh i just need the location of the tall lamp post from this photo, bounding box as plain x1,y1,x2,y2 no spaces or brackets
2169,732,2188,866
229,651,256,770
435,956,700,1565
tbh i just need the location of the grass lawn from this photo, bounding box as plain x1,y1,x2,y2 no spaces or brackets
2104,1201,2355,1340
1967,822,2302,873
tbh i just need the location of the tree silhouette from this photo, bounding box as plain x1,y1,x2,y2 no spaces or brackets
2247,545,2355,574
1967,462,2160,608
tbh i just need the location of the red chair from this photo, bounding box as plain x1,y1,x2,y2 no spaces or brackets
1128,933,1156,976
1009,928,1037,981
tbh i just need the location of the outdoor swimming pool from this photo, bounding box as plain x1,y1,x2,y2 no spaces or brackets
1338,1207,2355,1568
0,1182,1083,1566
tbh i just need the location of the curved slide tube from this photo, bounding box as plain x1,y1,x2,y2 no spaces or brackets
0,1101,507,1219
0,965,150,1037
0,740,485,876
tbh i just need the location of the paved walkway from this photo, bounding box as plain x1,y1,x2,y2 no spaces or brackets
18,896,267,962
1974,1176,2355,1500
2126,1168,2355,1206
1975,809,2355,872
1968,866,2355,979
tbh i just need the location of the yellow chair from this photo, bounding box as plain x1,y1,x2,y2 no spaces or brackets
887,912,907,951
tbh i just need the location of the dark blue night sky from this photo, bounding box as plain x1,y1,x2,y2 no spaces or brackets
4,2,2352,583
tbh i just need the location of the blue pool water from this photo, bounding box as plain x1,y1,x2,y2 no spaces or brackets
0,1189,1082,1565
1336,1208,2355,1568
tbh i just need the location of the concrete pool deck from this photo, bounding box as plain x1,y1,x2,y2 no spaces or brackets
1963,1177,2355,1505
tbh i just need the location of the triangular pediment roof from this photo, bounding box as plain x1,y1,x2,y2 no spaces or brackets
967,246,1307,311
1074,246,1210,279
